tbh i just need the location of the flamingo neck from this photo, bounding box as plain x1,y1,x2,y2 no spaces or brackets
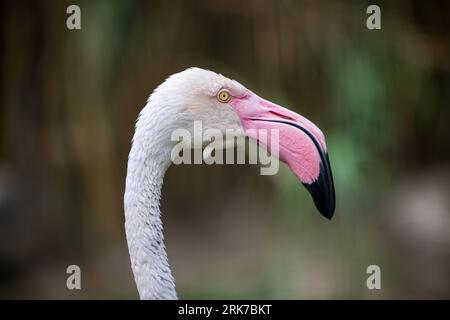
124,106,177,300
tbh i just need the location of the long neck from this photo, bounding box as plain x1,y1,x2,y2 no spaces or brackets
124,106,177,300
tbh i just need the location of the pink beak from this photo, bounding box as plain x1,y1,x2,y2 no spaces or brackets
230,91,336,219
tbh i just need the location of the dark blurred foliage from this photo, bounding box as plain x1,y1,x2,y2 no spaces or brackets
0,0,449,298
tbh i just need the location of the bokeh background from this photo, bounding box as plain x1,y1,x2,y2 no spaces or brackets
1,0,449,299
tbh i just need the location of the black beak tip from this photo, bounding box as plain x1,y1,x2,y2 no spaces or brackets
302,153,336,220
319,201,335,220
303,181,335,220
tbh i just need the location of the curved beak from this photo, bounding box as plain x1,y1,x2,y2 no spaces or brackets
230,92,336,219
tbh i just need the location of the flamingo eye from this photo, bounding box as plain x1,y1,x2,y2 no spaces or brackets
217,89,231,103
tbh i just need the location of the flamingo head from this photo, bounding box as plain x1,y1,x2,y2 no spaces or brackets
149,67,335,219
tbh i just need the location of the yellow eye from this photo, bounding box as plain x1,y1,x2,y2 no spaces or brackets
217,89,231,103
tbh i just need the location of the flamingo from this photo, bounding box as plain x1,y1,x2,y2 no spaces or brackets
124,67,335,299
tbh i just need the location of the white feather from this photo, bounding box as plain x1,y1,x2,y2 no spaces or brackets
124,67,247,299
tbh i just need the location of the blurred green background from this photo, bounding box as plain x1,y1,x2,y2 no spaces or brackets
1,0,449,299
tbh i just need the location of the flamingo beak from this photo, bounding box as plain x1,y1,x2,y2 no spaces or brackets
230,92,336,219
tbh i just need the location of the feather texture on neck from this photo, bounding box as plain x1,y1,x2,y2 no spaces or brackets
124,100,177,300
